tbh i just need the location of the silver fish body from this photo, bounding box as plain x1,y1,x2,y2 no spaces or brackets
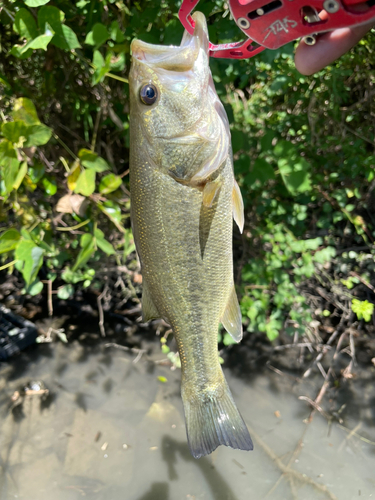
129,12,253,458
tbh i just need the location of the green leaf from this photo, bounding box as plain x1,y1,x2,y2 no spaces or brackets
9,45,33,60
85,23,109,48
0,139,17,162
1,145,20,193
260,130,276,152
274,140,295,158
99,173,122,194
2,121,51,147
78,149,109,172
266,328,279,341
80,233,92,248
74,168,96,196
123,228,136,258
109,21,125,42
24,0,50,6
10,27,54,57
92,50,110,84
29,163,45,183
351,299,374,322
38,6,81,50
13,162,28,190
313,247,336,264
100,201,122,223
231,130,245,154
93,50,105,70
25,124,52,146
55,24,81,50
1,121,28,143
41,176,57,195
12,98,40,125
278,157,311,196
62,268,86,284
24,30,54,51
27,280,44,296
0,229,21,254
290,237,322,253
72,234,96,271
14,9,39,41
57,283,74,299
15,239,44,286
94,228,115,255
38,6,63,33
0,73,11,89
246,158,275,187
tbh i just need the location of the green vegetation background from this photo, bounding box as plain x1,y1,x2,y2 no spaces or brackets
0,0,374,341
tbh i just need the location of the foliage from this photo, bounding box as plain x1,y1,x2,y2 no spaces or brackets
0,0,374,337
351,299,374,322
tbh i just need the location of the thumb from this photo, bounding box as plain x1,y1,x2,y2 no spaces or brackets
294,21,373,76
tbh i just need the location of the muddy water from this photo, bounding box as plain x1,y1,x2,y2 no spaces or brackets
0,338,374,500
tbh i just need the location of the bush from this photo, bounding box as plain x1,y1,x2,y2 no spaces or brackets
0,0,374,337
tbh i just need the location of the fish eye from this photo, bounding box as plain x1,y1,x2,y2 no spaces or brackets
140,83,158,105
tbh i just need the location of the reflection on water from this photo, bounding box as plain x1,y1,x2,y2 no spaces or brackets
0,338,374,500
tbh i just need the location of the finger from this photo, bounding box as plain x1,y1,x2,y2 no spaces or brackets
294,21,373,76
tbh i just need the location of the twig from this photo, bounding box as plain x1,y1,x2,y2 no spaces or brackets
274,342,316,351
56,219,91,231
304,329,348,424
97,285,108,337
303,326,341,378
298,396,332,421
344,124,375,147
266,362,301,382
247,425,338,500
317,361,327,379
104,342,147,363
338,424,375,446
0,260,17,272
41,279,53,317
91,108,101,151
53,133,79,161
38,150,54,171
349,271,375,293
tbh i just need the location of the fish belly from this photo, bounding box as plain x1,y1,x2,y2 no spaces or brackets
130,150,253,458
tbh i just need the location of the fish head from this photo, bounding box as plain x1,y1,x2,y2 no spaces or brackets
130,13,229,182
130,12,209,140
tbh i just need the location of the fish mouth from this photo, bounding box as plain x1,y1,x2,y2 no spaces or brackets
131,12,209,71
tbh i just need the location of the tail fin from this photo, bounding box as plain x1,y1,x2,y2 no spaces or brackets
182,377,253,459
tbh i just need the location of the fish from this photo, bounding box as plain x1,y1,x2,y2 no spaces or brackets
129,11,253,459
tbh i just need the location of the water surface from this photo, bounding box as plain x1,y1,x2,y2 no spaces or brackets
0,335,374,500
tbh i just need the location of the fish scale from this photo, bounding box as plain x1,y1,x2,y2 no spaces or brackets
129,12,253,459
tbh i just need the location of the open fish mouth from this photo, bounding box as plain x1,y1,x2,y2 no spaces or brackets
131,11,208,70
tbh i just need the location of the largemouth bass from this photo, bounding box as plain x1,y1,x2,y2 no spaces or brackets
129,12,253,459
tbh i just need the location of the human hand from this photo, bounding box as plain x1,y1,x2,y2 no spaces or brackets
294,20,373,76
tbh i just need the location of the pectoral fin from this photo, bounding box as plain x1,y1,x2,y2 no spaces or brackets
191,118,229,184
142,280,160,322
202,178,222,208
221,286,243,343
232,181,244,234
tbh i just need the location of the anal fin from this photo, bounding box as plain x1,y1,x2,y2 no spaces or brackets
221,285,243,343
142,280,160,322
232,180,244,234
